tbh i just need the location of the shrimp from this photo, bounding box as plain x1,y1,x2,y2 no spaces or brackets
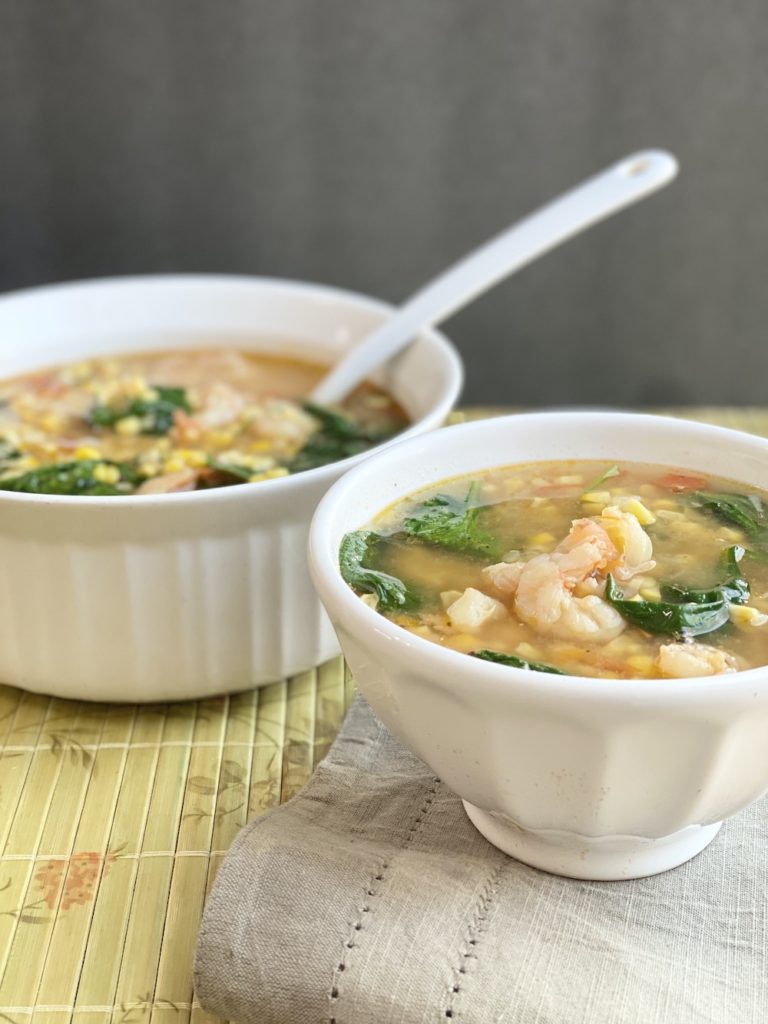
513,555,626,643
658,642,738,678
197,383,247,428
481,508,654,644
482,519,617,597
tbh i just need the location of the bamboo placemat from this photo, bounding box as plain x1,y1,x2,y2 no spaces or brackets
1,407,767,1024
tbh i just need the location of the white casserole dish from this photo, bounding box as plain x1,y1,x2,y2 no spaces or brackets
309,411,768,879
0,275,462,701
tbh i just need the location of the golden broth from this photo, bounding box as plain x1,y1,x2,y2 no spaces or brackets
343,460,768,679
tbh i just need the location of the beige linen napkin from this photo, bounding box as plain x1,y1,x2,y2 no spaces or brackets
195,696,768,1024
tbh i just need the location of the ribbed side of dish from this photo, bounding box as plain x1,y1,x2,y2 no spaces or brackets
335,623,768,841
0,526,338,702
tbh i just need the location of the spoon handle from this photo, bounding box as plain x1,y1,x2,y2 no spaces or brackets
310,150,678,405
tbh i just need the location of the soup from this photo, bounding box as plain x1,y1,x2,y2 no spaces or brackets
0,348,408,495
340,460,768,679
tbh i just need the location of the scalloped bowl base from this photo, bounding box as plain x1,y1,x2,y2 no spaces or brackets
463,802,722,881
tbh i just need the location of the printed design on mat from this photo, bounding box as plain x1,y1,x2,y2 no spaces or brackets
183,758,247,823
0,845,123,923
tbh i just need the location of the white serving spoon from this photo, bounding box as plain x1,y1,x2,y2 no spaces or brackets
310,150,678,405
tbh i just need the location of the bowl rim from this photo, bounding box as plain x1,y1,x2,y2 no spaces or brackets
0,273,463,507
309,409,768,695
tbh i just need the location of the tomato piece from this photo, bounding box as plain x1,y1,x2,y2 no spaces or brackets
655,472,709,492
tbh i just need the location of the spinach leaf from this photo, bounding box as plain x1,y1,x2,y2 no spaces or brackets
89,385,191,436
605,574,731,637
339,530,420,612
660,545,750,606
290,402,395,473
471,649,566,675
689,491,768,536
581,464,620,495
402,481,500,559
206,457,253,482
0,459,140,496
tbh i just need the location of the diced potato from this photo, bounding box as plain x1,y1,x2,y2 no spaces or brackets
446,588,507,630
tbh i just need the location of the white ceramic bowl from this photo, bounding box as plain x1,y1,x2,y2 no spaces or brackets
0,275,462,702
309,411,768,880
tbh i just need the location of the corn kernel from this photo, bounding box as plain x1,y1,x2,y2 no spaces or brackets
163,456,186,474
115,415,142,436
639,583,662,602
530,532,555,546
621,498,656,525
210,430,235,447
360,593,379,610
41,413,63,433
556,474,583,485
652,498,678,510
75,446,101,461
440,590,463,609
503,477,526,494
249,439,273,453
93,463,121,485
452,633,480,653
580,491,611,505
248,467,290,483
178,449,208,468
729,605,768,627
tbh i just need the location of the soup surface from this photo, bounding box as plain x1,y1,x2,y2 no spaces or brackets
340,460,768,679
0,347,407,495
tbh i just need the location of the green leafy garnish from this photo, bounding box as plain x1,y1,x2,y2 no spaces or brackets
581,464,620,495
471,649,566,675
605,573,731,637
0,459,141,496
660,545,750,607
690,491,768,536
290,402,396,473
89,386,191,436
402,482,500,559
340,530,420,612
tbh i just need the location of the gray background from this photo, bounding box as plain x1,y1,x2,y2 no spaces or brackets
1,0,767,406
